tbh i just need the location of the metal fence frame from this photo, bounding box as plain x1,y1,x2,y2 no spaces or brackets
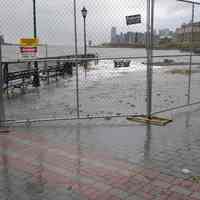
1,0,200,126
0,40,5,126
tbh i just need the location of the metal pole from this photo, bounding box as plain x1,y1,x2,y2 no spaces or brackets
83,16,87,78
44,43,48,71
0,40,5,127
187,2,194,105
84,17,87,56
45,44,48,58
73,0,80,119
150,0,154,111
33,0,37,38
146,0,150,118
33,0,40,87
146,0,153,119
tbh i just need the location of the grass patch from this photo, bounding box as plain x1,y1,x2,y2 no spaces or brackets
165,68,200,75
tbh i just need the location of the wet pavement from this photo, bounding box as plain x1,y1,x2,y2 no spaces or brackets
1,105,200,199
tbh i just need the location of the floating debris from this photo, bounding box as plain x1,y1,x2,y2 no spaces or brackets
182,168,191,174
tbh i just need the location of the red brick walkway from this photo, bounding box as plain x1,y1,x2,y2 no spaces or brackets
0,129,200,200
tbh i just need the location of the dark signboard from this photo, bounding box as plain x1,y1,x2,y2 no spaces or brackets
126,14,141,25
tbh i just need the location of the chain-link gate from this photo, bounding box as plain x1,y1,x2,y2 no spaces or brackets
1,0,200,125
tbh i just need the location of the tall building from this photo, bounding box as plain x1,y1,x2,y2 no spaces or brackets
176,22,200,42
88,40,92,47
159,29,170,37
111,27,117,43
119,32,125,43
159,28,174,40
137,32,145,44
127,32,135,44
0,35,4,44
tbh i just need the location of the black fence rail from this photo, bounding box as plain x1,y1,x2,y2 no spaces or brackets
1,53,98,95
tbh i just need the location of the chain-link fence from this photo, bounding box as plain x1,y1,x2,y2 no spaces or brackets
152,0,200,115
0,0,200,125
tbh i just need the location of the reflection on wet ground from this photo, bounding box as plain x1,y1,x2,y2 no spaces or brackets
1,106,200,199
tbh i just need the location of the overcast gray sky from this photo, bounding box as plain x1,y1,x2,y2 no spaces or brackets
0,0,200,45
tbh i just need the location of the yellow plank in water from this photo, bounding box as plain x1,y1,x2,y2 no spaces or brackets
127,116,172,126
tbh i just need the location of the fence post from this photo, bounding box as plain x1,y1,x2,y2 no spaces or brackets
146,0,154,119
73,0,80,119
44,44,48,74
187,2,194,105
0,41,5,127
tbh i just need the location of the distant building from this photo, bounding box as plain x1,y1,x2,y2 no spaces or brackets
110,27,145,45
159,28,174,40
159,29,170,38
0,35,4,44
119,32,125,43
136,32,145,44
127,32,135,44
111,27,117,43
176,22,200,42
88,40,92,47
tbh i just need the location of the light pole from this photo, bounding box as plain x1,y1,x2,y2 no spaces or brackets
32,0,40,87
81,7,88,73
33,0,37,39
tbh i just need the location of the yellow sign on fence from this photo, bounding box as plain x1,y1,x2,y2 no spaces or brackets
20,38,39,47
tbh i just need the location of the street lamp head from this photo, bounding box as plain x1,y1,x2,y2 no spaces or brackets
81,6,87,18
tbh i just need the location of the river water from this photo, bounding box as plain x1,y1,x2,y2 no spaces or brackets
2,44,200,62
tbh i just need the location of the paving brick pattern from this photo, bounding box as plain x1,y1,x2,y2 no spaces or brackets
0,127,200,200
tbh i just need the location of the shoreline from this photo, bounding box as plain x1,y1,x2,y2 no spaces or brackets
90,45,200,53
90,46,182,51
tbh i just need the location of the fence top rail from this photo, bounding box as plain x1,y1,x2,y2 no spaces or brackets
177,0,200,5
1,54,200,64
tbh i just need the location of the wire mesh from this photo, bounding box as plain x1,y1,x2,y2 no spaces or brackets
2,57,77,121
78,58,147,118
1,0,200,125
0,0,148,124
76,0,147,118
152,0,200,115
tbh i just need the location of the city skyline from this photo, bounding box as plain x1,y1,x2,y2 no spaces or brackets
110,26,145,45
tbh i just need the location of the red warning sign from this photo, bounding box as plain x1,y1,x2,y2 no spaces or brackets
20,47,37,53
